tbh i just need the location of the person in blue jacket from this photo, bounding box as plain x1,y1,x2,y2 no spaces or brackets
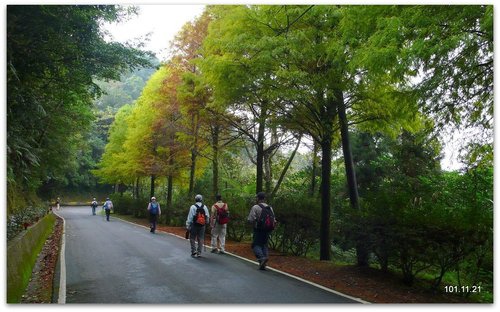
147,196,161,233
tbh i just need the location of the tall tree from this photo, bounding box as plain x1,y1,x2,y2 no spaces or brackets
201,5,298,195
92,104,135,185
7,5,151,211
171,12,212,196
202,5,421,261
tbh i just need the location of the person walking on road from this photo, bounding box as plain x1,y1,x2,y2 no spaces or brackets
210,194,229,254
56,197,61,211
103,197,113,222
147,196,161,233
186,194,210,258
91,198,98,215
247,192,277,270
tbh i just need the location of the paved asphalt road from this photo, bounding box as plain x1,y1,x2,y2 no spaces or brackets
56,206,363,304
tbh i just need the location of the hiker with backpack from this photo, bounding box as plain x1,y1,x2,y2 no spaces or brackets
186,194,210,258
147,196,161,233
103,197,113,222
247,192,277,270
91,198,98,215
210,194,229,254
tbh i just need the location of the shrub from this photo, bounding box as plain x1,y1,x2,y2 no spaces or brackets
268,194,320,256
110,193,149,218
7,205,49,241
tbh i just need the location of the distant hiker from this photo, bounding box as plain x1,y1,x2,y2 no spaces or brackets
210,194,229,254
91,198,98,215
247,192,276,270
103,198,113,222
147,196,161,233
186,194,210,258
56,197,61,211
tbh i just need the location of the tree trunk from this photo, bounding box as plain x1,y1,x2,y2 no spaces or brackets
256,105,267,194
167,173,173,224
310,141,319,197
271,135,302,199
337,93,369,267
318,92,337,261
212,124,220,197
189,149,197,195
319,135,332,261
150,175,155,199
189,113,200,196
264,127,278,194
264,151,272,194
134,177,140,199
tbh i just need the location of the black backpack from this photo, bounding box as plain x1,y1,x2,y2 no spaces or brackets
193,204,207,226
256,204,276,231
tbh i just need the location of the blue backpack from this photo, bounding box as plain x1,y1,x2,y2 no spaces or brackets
150,202,159,215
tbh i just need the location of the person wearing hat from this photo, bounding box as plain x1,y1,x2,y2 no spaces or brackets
247,192,276,270
186,194,210,258
91,197,98,215
147,196,161,233
103,197,113,222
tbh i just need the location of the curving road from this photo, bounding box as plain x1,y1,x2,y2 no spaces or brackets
55,206,365,304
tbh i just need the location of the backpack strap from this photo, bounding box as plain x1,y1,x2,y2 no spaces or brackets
258,203,274,215
195,203,205,213
258,203,269,210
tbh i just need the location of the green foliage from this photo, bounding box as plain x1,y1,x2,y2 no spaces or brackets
7,5,152,212
8,4,491,302
402,6,493,130
269,194,321,256
94,62,158,113
93,104,135,184
109,193,149,218
335,129,492,291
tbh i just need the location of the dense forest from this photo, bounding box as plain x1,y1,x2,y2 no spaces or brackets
7,5,493,301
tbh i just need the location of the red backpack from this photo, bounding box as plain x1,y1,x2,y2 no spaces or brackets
216,203,229,225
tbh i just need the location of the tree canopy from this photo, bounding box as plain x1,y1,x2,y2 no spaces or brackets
7,5,493,300
7,5,152,211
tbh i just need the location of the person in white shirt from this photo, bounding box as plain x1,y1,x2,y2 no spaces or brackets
186,194,210,258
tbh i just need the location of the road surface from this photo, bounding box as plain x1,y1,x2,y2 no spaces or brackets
55,206,364,304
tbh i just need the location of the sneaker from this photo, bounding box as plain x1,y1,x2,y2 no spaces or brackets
259,258,268,270
197,252,201,258
219,250,225,255
211,248,218,253
191,252,197,258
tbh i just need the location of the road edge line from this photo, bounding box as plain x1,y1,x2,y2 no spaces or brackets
214,248,369,304
117,217,369,304
53,212,66,304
